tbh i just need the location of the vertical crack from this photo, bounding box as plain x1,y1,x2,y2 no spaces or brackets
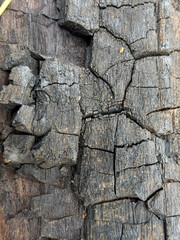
113,146,116,195
163,218,168,240
122,60,136,107
113,117,118,196
157,1,161,52
120,223,124,240
80,206,88,240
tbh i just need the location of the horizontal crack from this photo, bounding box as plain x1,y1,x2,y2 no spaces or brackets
93,197,141,206
83,107,124,119
99,1,155,10
43,213,79,222
42,82,78,89
84,145,114,154
135,51,170,60
115,139,150,148
117,162,159,172
147,106,180,116
130,86,170,89
166,215,180,218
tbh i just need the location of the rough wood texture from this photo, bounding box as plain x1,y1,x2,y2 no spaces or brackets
0,0,180,239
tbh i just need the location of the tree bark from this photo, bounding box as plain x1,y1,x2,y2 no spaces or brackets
0,0,180,239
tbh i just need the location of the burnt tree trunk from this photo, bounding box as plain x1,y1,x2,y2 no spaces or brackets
0,0,180,239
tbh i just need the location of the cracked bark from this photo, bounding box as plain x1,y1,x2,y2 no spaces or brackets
0,0,180,239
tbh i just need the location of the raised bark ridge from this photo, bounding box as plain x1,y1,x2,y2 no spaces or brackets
0,0,180,239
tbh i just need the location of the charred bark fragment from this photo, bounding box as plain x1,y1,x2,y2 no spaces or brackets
0,0,180,239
